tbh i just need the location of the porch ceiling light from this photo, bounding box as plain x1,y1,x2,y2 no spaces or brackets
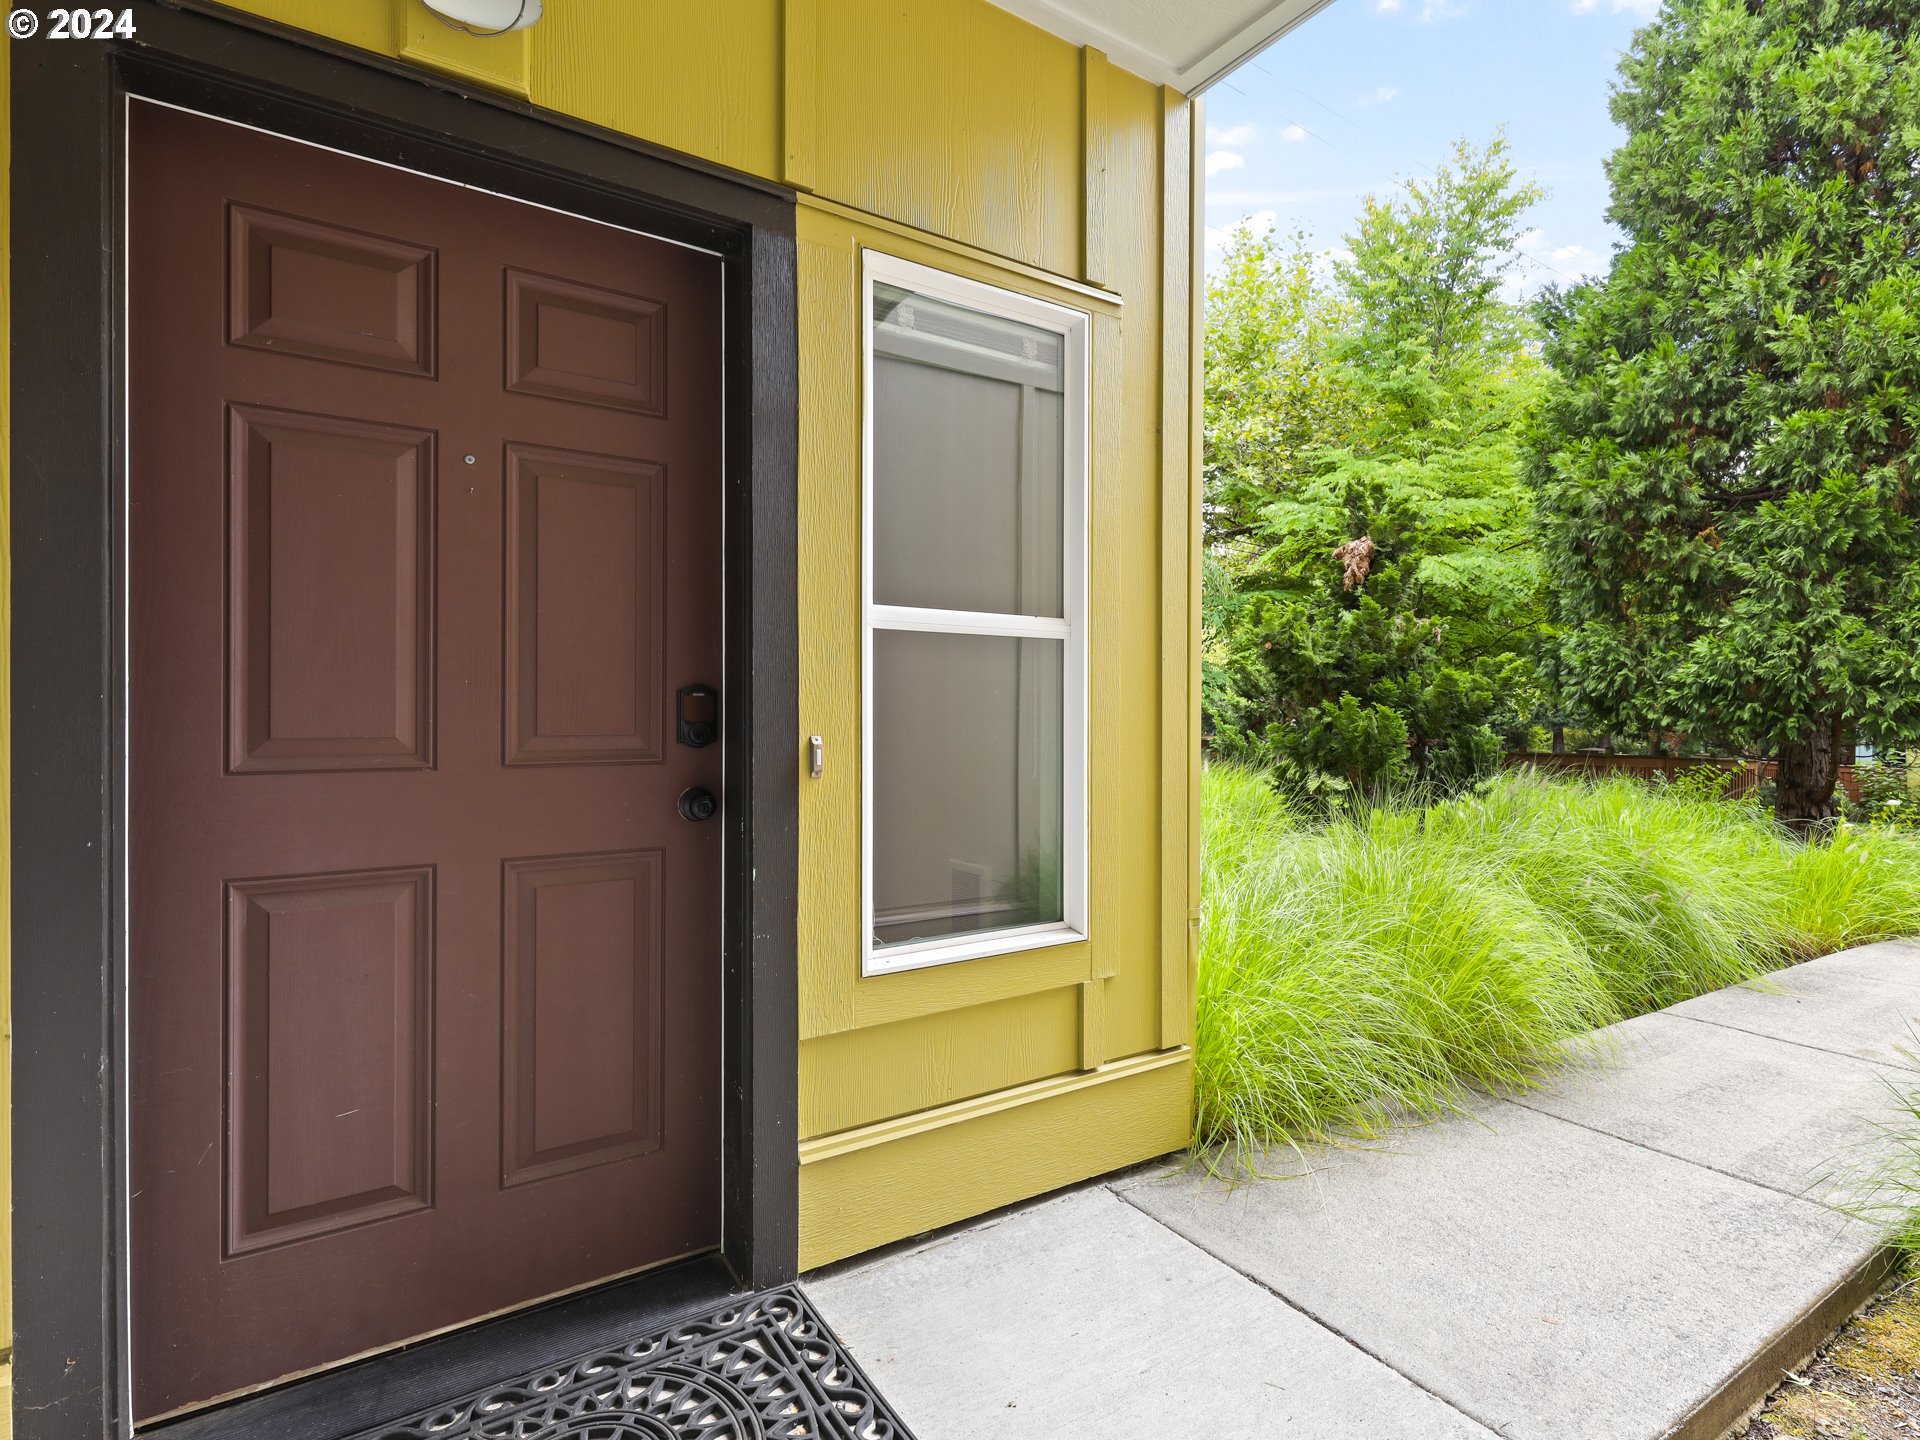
422,0,543,35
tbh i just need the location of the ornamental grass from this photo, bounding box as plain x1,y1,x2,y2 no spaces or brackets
1195,766,1920,1167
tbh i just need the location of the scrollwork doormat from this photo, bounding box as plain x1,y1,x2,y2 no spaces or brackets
352,1286,914,1440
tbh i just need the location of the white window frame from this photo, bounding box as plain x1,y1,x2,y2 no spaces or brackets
860,249,1091,977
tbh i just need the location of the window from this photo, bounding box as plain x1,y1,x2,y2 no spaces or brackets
861,250,1089,976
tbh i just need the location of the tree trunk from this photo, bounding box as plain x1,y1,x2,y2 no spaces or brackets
1551,725,1565,756
1774,714,1844,836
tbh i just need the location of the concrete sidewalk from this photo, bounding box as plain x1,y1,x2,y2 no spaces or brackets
805,939,1920,1440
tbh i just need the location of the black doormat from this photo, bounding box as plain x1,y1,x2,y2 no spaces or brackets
345,1286,915,1440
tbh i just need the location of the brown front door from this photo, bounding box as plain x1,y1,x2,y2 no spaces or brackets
128,103,726,1420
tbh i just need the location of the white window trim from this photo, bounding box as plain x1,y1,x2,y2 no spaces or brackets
860,249,1091,978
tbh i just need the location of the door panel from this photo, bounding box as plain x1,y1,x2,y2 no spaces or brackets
504,267,666,413
129,103,726,1420
227,204,439,376
227,404,437,772
225,867,435,1254
502,850,666,1186
503,445,666,765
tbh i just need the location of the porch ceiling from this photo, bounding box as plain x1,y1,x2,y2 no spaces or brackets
986,0,1337,93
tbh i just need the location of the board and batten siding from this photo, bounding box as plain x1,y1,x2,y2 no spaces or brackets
0,3,1201,1366
788,35,1197,1262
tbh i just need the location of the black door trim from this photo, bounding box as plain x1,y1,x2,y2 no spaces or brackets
9,6,801,1434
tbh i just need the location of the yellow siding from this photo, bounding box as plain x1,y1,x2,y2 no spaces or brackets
800,989,1082,1137
788,47,1195,1260
798,1051,1190,1267
8,0,1199,1288
532,0,783,178
809,0,1083,273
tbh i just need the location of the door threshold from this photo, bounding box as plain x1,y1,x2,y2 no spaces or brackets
145,1255,743,1440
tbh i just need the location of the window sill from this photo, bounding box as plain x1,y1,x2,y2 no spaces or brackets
861,922,1087,978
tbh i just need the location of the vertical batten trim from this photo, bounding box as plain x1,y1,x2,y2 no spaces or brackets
1078,976,1106,1071
1089,304,1123,1018
1080,47,1108,287
781,0,817,191
1158,86,1195,1052
1186,94,1206,1026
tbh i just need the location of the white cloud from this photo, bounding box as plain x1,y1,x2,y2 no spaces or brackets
1375,0,1401,10
1281,124,1308,143
1206,122,1257,147
1507,230,1607,284
1355,85,1399,108
1205,150,1246,177
1571,0,1659,13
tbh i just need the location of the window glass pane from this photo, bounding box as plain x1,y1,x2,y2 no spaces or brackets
871,629,1065,950
872,282,1065,617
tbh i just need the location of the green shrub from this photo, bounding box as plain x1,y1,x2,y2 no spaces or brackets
1196,766,1920,1164
1267,695,1412,804
1664,764,1738,805
1854,753,1920,833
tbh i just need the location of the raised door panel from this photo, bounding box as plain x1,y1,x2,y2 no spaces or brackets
504,267,666,415
229,204,438,377
502,852,666,1187
228,404,437,773
503,444,665,766
226,867,435,1255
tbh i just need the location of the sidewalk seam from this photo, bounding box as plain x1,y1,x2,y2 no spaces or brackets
1497,1093,1855,1213
1667,1009,1920,1073
1105,1182,1511,1438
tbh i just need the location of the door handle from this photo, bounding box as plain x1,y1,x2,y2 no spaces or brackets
678,787,718,822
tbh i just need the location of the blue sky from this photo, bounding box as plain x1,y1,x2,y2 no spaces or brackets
1203,0,1664,296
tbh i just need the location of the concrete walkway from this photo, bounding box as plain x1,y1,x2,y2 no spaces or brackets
805,939,1920,1440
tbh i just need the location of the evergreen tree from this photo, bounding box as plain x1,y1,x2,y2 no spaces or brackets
1530,0,1920,831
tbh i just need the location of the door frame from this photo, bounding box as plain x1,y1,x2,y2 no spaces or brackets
9,5,801,1435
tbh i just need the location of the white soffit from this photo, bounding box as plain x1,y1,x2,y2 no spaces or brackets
987,0,1339,93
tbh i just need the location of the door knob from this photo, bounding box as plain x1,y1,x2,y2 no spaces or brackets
678,787,718,822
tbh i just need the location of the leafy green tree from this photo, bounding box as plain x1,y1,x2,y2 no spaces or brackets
1204,228,1362,550
1529,0,1920,831
1206,139,1551,800
1336,135,1543,394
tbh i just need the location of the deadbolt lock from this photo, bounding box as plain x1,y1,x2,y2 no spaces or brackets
677,685,719,748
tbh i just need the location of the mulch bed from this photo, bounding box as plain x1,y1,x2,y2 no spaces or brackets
1741,1280,1920,1439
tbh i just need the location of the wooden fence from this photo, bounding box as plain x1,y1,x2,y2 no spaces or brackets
1503,752,1864,804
